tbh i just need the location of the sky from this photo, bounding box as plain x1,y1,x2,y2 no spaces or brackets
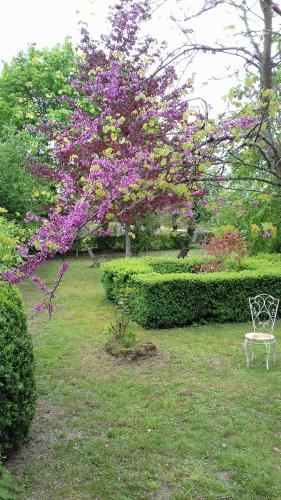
0,0,244,114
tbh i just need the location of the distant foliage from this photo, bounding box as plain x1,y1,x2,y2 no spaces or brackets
0,39,77,130
210,193,281,255
0,41,78,224
74,230,189,254
192,261,225,273
0,216,25,274
0,129,43,218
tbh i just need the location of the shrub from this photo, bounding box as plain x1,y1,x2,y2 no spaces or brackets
106,309,136,348
0,285,36,457
101,255,281,328
101,256,212,300
130,270,281,328
105,290,136,349
101,257,151,300
149,232,189,251
202,231,249,261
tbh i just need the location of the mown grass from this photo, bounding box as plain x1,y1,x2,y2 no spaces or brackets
8,254,281,499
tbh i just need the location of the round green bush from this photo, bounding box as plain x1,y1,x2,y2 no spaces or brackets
0,285,36,457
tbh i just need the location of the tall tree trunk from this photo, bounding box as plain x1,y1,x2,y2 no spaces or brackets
259,1,279,180
259,0,273,132
260,0,273,93
124,225,132,257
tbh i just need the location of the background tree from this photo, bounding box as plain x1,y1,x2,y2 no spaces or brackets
0,39,77,130
150,0,281,189
0,41,79,221
0,128,53,218
0,214,26,274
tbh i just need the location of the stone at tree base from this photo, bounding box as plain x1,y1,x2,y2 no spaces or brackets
105,339,157,360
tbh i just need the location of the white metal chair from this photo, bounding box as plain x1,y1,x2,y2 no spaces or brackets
245,294,279,370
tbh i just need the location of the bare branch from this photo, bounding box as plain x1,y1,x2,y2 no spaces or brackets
241,0,262,58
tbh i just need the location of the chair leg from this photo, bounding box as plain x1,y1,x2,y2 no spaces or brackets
250,344,255,361
273,341,276,363
245,340,250,367
264,342,271,371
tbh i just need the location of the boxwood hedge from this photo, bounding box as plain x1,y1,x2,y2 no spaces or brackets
101,254,281,328
0,285,36,457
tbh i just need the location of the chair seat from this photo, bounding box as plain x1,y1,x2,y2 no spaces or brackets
245,332,275,342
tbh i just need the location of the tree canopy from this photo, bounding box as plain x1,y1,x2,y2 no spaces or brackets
0,39,77,130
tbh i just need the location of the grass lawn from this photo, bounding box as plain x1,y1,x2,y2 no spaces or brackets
8,254,281,499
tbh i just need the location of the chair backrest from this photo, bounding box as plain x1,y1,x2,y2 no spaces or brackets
249,294,279,334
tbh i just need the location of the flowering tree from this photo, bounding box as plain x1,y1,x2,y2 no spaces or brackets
0,0,219,311
3,0,277,313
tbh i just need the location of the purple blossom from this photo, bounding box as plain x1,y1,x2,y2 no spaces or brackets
217,196,226,206
24,212,39,223
199,199,208,206
17,244,29,258
252,200,260,207
57,262,69,279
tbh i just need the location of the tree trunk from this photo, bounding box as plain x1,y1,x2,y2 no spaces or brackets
259,0,273,134
260,0,273,93
172,214,178,232
259,1,279,179
124,225,132,257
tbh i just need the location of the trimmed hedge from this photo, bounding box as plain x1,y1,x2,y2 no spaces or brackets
131,270,281,328
101,256,212,300
0,285,36,457
101,257,152,301
101,255,281,328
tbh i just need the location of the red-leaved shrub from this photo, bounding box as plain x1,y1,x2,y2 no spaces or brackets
202,231,249,260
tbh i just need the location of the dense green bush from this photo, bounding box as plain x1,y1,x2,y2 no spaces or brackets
149,256,217,274
148,233,189,251
101,256,210,300
0,285,36,457
101,255,249,299
131,270,281,328
101,255,281,328
101,258,151,300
